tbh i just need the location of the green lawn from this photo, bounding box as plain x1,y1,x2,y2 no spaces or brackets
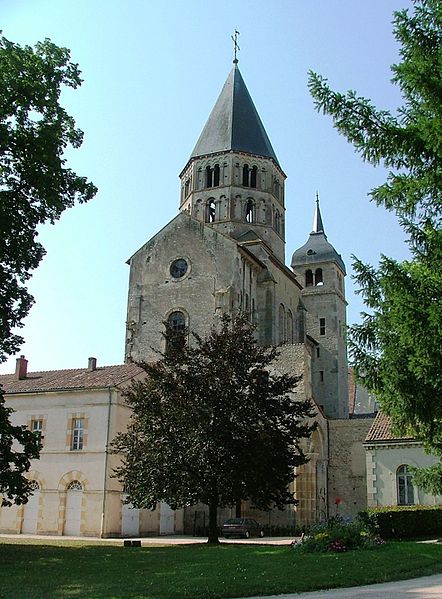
1,539,442,599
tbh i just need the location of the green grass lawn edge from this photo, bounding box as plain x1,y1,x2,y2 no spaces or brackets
1,538,442,599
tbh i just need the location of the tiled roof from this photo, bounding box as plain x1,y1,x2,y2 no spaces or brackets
365,411,415,443
0,364,143,394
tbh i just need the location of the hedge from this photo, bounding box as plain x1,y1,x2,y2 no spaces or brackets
359,505,442,539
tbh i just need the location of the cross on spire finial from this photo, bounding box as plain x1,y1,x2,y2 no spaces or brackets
232,30,240,64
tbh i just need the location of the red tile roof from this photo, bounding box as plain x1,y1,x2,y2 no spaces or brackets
0,364,143,394
365,411,415,443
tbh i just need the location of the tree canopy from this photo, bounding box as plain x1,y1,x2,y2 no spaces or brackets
113,315,316,543
309,0,442,491
0,34,96,505
0,34,97,361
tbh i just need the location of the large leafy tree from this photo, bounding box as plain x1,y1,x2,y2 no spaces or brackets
0,34,96,504
308,0,442,490
113,316,315,543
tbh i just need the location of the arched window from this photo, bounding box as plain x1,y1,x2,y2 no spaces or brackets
279,303,286,344
166,311,186,352
315,268,323,286
213,164,220,187
245,199,255,223
287,310,293,343
274,179,280,199
184,178,190,197
397,465,415,505
167,311,186,333
250,166,257,188
205,165,213,188
274,210,280,234
297,302,305,342
242,164,249,187
67,480,83,491
305,270,313,287
206,199,216,223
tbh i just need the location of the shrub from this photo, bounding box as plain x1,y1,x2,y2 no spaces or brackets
359,505,442,539
293,516,384,553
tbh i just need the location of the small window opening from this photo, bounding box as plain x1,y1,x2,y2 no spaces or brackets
245,199,255,223
316,347,320,358
213,164,220,186
205,165,213,188
315,268,323,286
287,310,293,343
305,270,313,287
319,317,326,336
274,180,280,199
279,303,286,344
319,370,324,382
275,210,281,234
206,199,216,223
250,166,257,188
242,164,249,187
184,179,190,197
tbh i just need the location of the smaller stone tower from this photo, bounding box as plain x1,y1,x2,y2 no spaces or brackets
291,199,348,418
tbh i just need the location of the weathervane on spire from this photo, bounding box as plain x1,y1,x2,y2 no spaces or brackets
316,190,320,206
232,30,240,64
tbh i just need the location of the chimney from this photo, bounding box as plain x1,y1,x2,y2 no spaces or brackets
15,355,28,380
88,357,97,371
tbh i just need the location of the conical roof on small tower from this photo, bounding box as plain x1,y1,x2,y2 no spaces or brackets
291,198,346,274
189,64,280,167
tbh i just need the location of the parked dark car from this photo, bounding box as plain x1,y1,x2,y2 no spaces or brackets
222,518,264,539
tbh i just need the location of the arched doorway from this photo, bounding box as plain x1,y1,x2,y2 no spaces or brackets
64,480,83,536
22,480,40,534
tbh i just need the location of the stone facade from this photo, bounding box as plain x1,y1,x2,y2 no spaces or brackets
123,62,370,529
0,62,378,537
328,418,374,519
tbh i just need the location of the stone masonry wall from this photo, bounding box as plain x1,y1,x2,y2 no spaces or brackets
328,417,374,519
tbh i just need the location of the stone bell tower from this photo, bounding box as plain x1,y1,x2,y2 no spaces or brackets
178,63,287,263
291,199,349,419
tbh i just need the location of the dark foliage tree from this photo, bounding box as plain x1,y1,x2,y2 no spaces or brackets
0,34,96,504
309,0,442,491
113,315,316,543
0,396,41,506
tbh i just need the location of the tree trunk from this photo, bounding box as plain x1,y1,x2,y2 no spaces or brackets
207,495,219,544
235,499,242,518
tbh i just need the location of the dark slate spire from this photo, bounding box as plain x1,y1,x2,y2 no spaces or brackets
312,193,324,233
189,65,280,166
291,198,346,274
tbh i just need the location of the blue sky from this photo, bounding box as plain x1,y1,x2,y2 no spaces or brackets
1,0,413,373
